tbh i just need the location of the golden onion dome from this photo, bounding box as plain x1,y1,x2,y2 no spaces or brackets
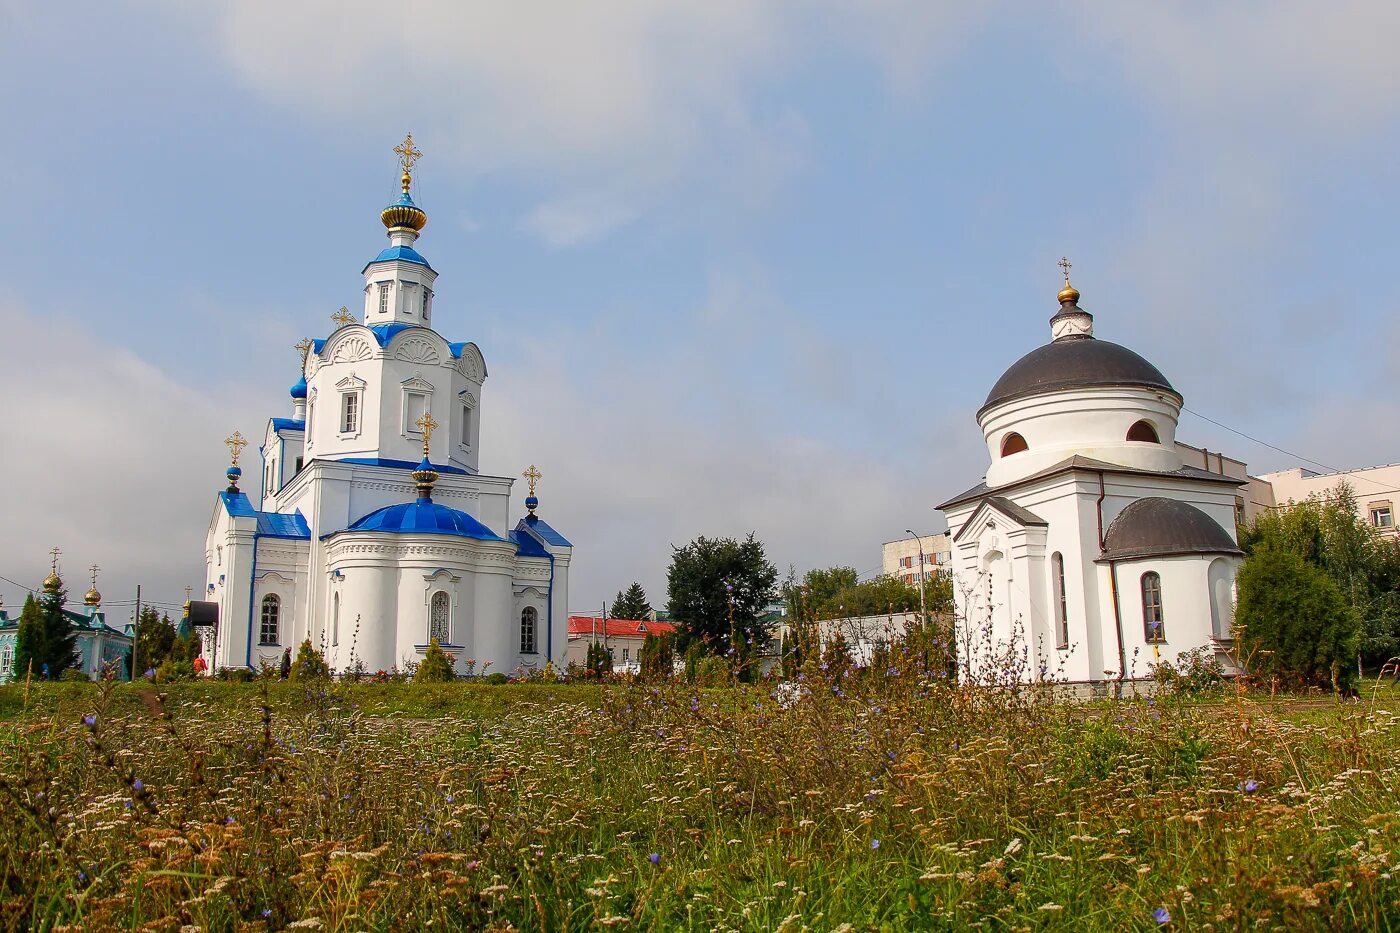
381,183,428,232
84,587,102,606
1057,283,1081,305
43,572,61,593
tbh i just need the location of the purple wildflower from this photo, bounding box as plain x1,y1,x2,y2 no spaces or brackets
1238,779,1259,793
649,852,661,865
871,839,880,850
1153,907,1170,925
82,714,96,727
131,779,144,792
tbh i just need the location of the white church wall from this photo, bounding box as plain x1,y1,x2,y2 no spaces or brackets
1107,555,1227,678
980,388,1183,487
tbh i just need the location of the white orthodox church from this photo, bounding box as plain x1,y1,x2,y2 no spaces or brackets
938,268,1242,690
204,137,572,676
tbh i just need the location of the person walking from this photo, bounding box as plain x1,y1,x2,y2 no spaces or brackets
280,647,292,679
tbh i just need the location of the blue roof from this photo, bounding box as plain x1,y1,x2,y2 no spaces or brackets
219,492,311,539
510,530,551,558
338,499,503,541
289,376,307,399
310,329,474,361
333,457,471,475
519,516,572,548
364,245,432,271
271,418,305,434
367,322,418,347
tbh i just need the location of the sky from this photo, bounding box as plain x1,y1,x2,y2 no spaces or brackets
3,1,1400,620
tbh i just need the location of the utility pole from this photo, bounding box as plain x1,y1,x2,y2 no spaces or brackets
905,529,928,624
132,584,141,680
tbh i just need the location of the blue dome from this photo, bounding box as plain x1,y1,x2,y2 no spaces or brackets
290,376,308,399
347,499,502,540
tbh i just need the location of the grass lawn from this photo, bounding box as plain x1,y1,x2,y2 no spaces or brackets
0,675,1397,931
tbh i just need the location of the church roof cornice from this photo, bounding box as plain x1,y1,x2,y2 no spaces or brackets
936,455,1246,513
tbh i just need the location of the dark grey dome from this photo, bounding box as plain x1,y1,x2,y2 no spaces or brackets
980,338,1176,415
1100,498,1241,561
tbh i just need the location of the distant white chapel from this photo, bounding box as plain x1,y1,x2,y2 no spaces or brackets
204,136,572,675
938,264,1241,689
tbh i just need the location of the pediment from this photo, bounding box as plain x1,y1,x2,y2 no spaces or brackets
952,495,1048,544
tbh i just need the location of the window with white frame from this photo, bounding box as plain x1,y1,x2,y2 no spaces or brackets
402,282,416,314
1141,572,1165,643
1370,502,1393,529
460,404,472,446
1,644,11,675
378,282,390,314
306,396,315,444
421,288,431,319
259,595,280,645
430,591,450,644
332,592,340,646
404,392,427,435
1051,552,1069,649
341,391,359,434
520,606,537,653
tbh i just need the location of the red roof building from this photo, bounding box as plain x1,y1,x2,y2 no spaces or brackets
565,616,677,671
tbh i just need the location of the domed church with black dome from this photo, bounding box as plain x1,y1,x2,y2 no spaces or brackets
202,137,572,676
938,263,1242,690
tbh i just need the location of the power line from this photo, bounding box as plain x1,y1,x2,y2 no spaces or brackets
1181,406,1400,497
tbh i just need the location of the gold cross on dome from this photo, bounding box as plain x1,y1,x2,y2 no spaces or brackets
90,564,100,588
395,132,423,177
49,546,61,574
523,465,542,497
1057,256,1073,285
225,430,248,466
415,411,439,451
184,585,192,602
330,307,355,328
295,337,314,366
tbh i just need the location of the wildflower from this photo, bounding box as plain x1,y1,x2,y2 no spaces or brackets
1238,779,1259,793
262,910,273,919
224,815,235,825
132,779,145,793
649,852,661,865
1153,907,1170,925
871,839,881,850
446,794,455,804
82,714,96,727
145,668,156,679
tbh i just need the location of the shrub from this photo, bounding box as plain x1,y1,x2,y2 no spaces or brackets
58,668,89,683
155,659,195,682
484,672,509,685
1150,646,1225,696
288,639,329,681
413,638,456,683
692,655,729,687
218,667,255,683
1236,545,1361,690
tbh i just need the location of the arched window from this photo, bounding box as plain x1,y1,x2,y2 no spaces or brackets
1141,572,1165,643
520,606,538,654
1000,432,1029,456
1051,552,1069,649
429,592,450,644
1126,420,1160,443
259,595,280,645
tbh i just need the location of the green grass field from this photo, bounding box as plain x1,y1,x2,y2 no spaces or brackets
1,675,1397,931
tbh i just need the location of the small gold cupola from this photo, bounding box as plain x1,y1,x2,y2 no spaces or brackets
1049,256,1094,341
84,563,102,607
380,133,428,232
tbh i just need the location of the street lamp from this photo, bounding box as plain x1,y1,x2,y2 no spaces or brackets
905,529,928,623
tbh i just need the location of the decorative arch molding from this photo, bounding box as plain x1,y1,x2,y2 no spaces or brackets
513,584,547,598
1126,419,1160,443
458,389,477,408
329,335,374,364
456,343,487,382
256,570,296,584
335,373,368,391
394,336,443,365
1000,432,1029,456
422,568,463,585
401,375,435,392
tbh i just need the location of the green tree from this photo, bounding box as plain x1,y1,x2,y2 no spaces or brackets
610,583,652,621
288,638,329,681
1240,483,1400,669
15,584,79,681
585,639,613,676
131,607,177,674
666,534,778,671
1235,545,1360,690
639,632,675,680
414,638,456,683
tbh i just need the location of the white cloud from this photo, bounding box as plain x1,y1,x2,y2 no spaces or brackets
522,191,640,248
0,303,264,616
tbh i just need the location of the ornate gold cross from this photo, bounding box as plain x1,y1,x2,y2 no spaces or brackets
90,564,100,588
330,307,355,328
394,133,423,191
225,431,248,466
415,411,439,453
523,465,542,497
295,337,314,367
1058,256,1073,285
49,546,61,574
184,585,192,602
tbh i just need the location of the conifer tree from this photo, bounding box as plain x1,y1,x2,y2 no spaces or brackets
414,637,456,683
611,583,652,621
15,581,79,679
